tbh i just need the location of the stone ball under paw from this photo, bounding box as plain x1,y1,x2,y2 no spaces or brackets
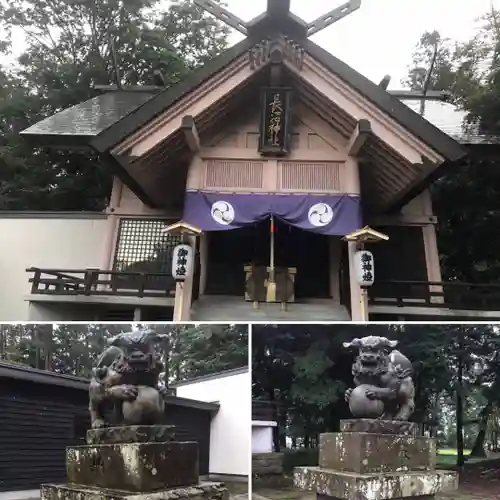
122,386,165,425
348,384,384,418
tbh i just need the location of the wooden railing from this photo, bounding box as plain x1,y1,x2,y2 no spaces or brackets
27,267,176,298
369,280,500,311
252,400,278,421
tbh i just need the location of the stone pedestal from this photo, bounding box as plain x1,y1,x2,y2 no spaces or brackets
293,419,458,500
40,425,228,500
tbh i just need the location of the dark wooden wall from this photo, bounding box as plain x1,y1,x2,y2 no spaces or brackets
164,405,212,477
369,226,428,297
0,379,88,491
0,379,213,492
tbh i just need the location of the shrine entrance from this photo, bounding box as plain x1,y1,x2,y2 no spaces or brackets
205,218,331,300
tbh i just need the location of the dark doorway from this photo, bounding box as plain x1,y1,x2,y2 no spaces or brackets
205,218,330,299
273,219,330,299
205,220,270,295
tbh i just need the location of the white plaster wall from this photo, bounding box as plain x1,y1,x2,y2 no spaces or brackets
0,216,108,321
252,425,274,453
174,370,250,477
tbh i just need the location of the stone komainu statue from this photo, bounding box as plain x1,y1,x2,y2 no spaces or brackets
343,336,415,421
89,330,168,428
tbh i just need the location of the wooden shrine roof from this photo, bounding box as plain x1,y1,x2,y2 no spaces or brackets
23,36,466,165
22,91,156,148
20,1,478,213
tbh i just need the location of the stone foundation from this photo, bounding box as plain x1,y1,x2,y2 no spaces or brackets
295,467,457,499
41,482,229,500
294,419,458,500
41,425,228,500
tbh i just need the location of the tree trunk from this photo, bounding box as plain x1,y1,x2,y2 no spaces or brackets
164,335,170,387
456,333,465,468
304,434,310,448
278,412,287,450
470,403,493,457
268,388,280,452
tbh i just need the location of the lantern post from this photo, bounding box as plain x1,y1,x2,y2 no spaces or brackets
162,221,202,322
343,226,389,322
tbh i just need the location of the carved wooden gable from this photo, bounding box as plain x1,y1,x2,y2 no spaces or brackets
200,107,347,158
188,106,358,195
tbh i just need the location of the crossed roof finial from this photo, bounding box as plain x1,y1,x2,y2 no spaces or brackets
192,0,361,39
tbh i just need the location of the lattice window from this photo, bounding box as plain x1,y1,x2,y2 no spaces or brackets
113,219,180,289
279,161,343,192
205,160,264,189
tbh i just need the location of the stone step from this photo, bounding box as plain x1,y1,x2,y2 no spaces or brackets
191,296,351,321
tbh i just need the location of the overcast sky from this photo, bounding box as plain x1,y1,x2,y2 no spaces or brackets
3,0,499,88
228,0,498,86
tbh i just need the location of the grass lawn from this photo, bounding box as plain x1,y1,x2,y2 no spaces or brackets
436,448,497,467
438,448,470,467
438,448,471,456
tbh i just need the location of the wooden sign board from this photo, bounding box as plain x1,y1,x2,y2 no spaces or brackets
258,87,293,156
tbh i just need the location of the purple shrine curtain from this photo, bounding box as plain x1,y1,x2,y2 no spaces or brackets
183,191,361,236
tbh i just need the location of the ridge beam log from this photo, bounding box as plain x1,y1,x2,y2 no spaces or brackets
347,119,371,156
181,115,200,153
307,0,362,37
193,0,248,35
267,0,291,18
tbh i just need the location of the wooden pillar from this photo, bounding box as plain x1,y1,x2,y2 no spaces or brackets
133,307,141,321
173,234,197,321
101,215,119,270
347,241,364,321
100,177,123,273
345,156,365,321
422,224,443,303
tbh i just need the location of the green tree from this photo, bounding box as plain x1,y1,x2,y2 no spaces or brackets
166,323,248,382
0,0,229,210
405,13,500,283
1,323,248,380
403,31,458,93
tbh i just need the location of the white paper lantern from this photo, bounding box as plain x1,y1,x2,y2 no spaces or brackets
172,244,193,281
354,250,375,287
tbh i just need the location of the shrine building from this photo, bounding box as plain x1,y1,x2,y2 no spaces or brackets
17,0,499,322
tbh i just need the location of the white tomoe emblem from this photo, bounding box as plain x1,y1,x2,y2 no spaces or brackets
211,200,235,225
308,202,334,227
